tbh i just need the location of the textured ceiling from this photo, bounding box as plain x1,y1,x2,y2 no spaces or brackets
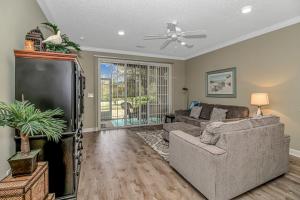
38,0,300,60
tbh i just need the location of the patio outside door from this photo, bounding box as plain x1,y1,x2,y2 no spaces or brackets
98,59,171,129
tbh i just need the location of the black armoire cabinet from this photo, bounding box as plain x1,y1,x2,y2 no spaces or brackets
14,50,85,200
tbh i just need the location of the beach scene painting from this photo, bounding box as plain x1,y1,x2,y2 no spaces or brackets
206,67,236,98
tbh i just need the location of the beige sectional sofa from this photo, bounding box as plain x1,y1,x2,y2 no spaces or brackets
162,103,250,141
169,116,290,200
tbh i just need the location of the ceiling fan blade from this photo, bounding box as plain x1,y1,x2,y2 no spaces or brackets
144,35,169,40
182,30,207,38
167,22,176,32
182,34,207,39
160,39,172,49
145,34,167,37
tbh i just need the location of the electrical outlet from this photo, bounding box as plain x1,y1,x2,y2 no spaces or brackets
87,93,94,98
6,169,11,176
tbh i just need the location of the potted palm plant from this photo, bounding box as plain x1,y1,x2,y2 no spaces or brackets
0,101,66,176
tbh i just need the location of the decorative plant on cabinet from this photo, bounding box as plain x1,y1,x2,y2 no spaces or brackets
0,101,66,176
42,22,81,53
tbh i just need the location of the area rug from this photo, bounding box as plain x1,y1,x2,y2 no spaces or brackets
133,129,169,161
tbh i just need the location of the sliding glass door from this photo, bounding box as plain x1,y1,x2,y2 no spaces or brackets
98,59,171,129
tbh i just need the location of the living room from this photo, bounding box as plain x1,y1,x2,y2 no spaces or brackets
1,0,300,200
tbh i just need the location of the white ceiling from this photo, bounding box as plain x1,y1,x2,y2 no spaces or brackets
37,0,300,60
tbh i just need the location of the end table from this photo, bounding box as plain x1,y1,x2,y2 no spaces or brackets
165,113,175,123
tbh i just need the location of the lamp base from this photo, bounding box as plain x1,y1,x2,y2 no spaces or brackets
256,106,263,117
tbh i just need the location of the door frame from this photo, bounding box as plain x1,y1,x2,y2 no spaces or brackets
97,58,173,130
99,77,112,121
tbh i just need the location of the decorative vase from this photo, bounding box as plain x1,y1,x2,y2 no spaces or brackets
7,149,40,177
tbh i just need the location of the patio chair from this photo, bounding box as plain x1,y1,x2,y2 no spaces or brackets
121,102,138,120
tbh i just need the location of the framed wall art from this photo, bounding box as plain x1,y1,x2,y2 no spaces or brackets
206,67,236,98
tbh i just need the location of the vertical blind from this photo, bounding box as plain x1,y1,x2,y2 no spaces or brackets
98,59,172,128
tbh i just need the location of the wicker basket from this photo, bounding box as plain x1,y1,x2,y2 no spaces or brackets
0,162,49,200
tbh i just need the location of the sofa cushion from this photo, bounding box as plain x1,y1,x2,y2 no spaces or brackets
250,115,280,127
184,116,209,127
190,106,202,119
163,122,202,141
199,103,214,120
210,108,228,121
214,104,249,119
163,122,202,135
207,119,253,134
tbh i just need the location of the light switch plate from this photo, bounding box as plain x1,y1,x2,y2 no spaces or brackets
87,93,94,98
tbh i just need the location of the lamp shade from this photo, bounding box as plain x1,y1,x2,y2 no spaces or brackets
251,93,269,106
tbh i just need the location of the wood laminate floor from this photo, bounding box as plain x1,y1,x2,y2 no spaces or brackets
77,129,300,200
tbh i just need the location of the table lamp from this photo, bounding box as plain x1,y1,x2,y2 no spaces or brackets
251,93,269,116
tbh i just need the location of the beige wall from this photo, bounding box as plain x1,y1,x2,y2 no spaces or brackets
1,1,298,181
78,51,186,129
186,23,300,150
0,0,47,179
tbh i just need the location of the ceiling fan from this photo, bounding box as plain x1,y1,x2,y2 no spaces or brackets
144,21,207,49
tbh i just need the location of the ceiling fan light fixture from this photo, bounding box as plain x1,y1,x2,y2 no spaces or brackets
175,27,181,32
145,21,207,50
241,5,252,14
118,30,125,36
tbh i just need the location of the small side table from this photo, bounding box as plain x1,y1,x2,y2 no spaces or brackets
0,162,55,200
165,113,175,123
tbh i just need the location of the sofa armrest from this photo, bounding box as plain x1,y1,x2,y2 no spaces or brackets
175,109,190,117
169,130,226,200
214,123,289,199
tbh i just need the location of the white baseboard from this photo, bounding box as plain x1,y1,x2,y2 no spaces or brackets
83,127,99,133
290,149,300,158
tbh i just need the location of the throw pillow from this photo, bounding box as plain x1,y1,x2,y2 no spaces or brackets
199,103,214,120
188,101,200,111
210,108,228,122
189,106,202,119
200,122,224,144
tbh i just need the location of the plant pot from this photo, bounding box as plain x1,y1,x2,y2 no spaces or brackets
8,149,40,177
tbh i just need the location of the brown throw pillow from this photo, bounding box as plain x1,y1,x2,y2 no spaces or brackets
199,103,214,120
